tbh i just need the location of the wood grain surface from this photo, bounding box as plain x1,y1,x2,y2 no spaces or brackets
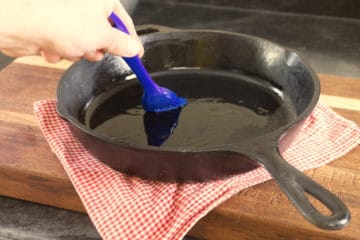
0,56,359,240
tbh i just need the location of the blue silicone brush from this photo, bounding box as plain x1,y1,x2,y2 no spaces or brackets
109,12,187,112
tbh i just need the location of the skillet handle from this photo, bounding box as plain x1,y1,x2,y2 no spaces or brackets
256,148,350,230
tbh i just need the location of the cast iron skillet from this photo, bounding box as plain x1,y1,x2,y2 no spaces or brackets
57,25,350,230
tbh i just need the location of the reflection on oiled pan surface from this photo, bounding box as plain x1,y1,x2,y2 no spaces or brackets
84,70,297,148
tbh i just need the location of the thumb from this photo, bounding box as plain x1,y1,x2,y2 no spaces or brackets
102,28,141,57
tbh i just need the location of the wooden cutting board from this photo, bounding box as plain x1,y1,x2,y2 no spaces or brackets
0,56,359,240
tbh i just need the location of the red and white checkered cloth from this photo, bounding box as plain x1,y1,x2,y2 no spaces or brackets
34,100,360,240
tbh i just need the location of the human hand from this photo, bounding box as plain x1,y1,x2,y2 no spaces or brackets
0,0,144,63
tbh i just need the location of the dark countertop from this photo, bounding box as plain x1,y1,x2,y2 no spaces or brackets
1,0,359,239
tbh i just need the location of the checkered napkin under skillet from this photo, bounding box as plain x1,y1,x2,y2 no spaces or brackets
34,100,360,240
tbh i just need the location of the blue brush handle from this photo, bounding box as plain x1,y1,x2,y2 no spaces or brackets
109,12,159,93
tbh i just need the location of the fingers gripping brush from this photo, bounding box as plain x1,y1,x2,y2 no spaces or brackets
109,12,187,112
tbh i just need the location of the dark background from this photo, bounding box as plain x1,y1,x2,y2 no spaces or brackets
132,0,360,77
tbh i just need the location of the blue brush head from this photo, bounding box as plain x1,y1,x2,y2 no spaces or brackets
142,86,187,112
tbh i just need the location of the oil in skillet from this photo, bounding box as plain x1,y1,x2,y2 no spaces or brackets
85,70,296,148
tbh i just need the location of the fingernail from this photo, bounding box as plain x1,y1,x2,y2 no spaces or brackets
123,36,141,57
137,39,145,58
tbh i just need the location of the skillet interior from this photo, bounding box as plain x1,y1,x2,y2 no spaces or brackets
57,29,320,152
83,69,296,148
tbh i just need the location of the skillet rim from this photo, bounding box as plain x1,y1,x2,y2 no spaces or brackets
56,28,321,153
